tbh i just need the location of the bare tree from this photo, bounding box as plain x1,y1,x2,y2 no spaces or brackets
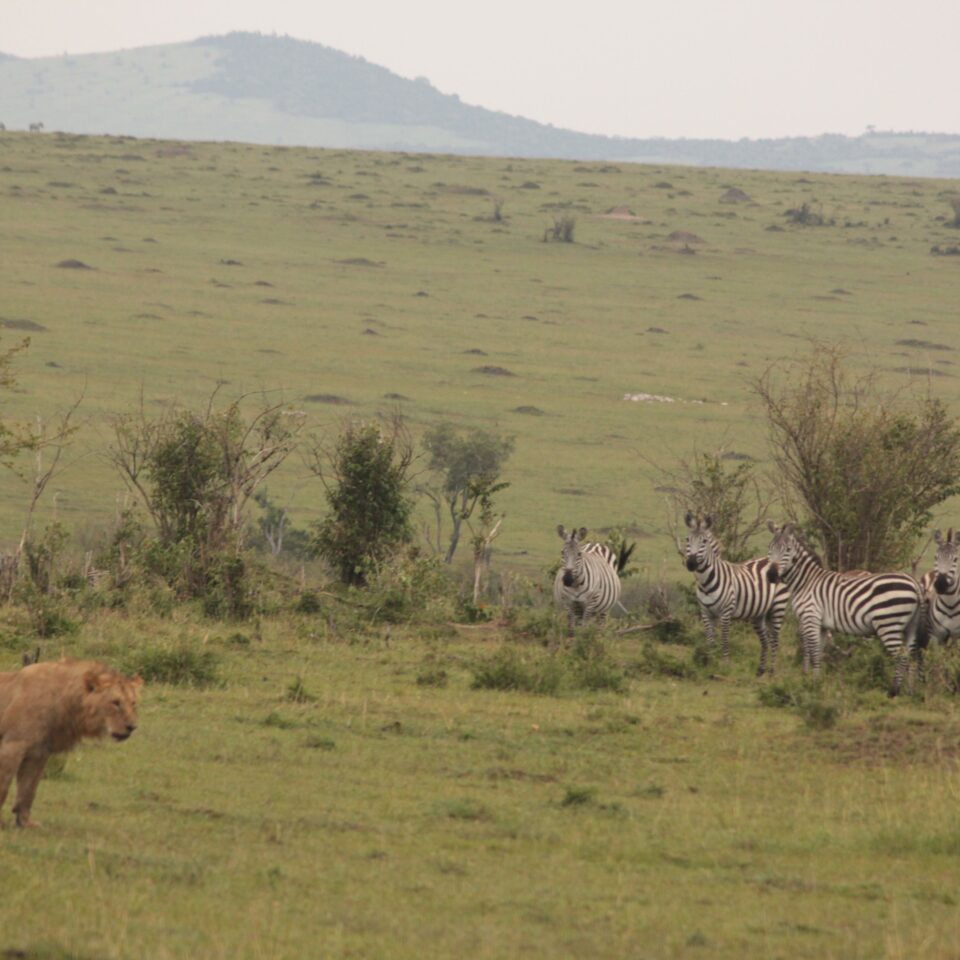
420,423,513,564
657,448,775,563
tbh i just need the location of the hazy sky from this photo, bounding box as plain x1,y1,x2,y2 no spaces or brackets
4,0,958,140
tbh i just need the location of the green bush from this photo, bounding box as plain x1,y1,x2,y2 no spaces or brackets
309,419,414,586
756,678,841,730
126,644,220,687
364,551,456,625
470,646,565,695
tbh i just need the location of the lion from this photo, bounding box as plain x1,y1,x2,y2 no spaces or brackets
0,659,142,828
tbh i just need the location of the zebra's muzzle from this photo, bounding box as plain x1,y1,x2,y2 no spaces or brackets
685,556,698,572
767,564,780,584
562,570,576,587
935,573,952,595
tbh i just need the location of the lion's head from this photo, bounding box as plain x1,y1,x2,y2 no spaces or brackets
80,668,143,741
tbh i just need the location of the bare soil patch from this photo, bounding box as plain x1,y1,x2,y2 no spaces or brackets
667,231,704,244
811,715,960,766
895,339,954,351
334,258,384,268
304,394,353,405
0,317,47,332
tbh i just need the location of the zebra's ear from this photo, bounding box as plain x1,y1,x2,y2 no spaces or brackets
703,514,713,529
557,524,567,539
950,528,956,543
767,519,779,535
935,529,943,545
576,527,587,541
684,511,696,529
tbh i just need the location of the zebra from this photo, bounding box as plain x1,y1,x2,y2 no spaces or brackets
553,525,622,632
766,522,923,695
924,528,960,644
683,512,789,675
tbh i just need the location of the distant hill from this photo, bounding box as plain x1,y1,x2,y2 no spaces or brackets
1,32,959,176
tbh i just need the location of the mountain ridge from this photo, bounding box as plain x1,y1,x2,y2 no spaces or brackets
1,32,958,176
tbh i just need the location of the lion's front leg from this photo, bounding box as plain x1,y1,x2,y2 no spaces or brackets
0,739,29,828
13,752,49,828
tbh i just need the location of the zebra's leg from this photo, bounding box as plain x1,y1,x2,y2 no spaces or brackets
879,627,912,697
699,605,716,648
768,604,786,676
753,618,770,677
798,615,821,678
719,613,732,661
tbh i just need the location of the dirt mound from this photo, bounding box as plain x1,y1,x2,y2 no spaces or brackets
667,231,704,244
473,366,516,377
603,205,637,219
720,187,752,203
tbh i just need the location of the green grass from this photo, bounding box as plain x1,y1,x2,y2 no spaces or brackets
1,131,960,579
2,613,960,959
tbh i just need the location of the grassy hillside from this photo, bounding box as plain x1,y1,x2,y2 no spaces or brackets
1,130,960,579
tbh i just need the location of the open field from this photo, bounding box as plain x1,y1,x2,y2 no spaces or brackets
2,130,960,575
3,134,960,957
2,614,960,960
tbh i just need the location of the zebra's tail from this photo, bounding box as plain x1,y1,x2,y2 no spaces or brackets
910,593,931,652
903,596,930,654
616,541,636,575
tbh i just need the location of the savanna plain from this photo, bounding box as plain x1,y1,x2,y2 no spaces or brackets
2,131,960,959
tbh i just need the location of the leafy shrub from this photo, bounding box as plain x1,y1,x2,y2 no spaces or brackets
364,550,456,625
416,666,448,688
756,678,841,730
309,418,414,586
470,646,565,695
471,639,626,696
126,644,220,687
295,590,323,614
919,643,960,698
561,786,596,807
629,640,699,680
570,634,626,692
285,676,316,703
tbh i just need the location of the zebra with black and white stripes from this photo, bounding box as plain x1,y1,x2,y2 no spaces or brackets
925,528,960,644
766,522,923,695
683,512,789,675
553,525,622,632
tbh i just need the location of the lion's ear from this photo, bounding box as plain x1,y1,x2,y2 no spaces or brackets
83,670,102,693
130,674,144,689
